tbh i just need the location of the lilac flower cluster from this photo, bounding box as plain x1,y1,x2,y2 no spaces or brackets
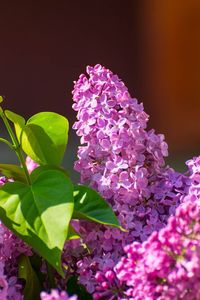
73,64,168,201
115,198,200,299
71,64,189,292
93,155,200,299
185,156,200,200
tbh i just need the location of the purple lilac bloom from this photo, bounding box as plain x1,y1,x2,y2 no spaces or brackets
71,64,190,293
185,156,200,200
115,198,200,299
40,289,78,300
94,155,200,299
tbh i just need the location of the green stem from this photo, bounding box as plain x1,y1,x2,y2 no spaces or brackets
46,261,56,288
0,138,14,150
0,110,32,185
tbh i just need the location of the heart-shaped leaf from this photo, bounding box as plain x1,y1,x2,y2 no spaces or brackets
30,165,69,182
0,164,26,183
18,255,41,300
0,167,74,275
73,185,122,230
20,112,69,165
5,110,25,141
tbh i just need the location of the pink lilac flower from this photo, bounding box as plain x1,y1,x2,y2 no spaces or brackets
185,156,200,200
0,177,7,186
71,64,190,293
94,155,200,300
40,289,77,300
26,156,39,173
115,198,200,299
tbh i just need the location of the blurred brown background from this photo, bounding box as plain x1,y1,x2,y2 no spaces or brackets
0,0,200,177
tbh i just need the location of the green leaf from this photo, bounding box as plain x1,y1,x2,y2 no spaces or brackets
67,224,80,240
18,255,41,300
0,164,26,183
5,110,25,141
21,112,69,165
0,96,3,103
29,254,45,286
30,165,69,182
73,185,122,230
0,167,74,275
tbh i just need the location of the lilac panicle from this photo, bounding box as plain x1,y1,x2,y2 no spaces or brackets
114,159,200,299
71,64,189,293
73,64,168,199
93,156,200,299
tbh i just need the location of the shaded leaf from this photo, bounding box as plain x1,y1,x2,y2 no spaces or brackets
18,255,41,300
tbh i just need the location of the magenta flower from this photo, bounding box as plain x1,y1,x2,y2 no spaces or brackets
71,64,189,293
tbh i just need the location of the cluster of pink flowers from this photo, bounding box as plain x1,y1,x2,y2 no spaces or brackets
71,64,190,293
91,162,200,299
73,64,169,201
91,158,200,299
113,161,200,299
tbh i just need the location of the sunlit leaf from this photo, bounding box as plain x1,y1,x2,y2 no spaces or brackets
73,185,123,230
0,167,74,275
21,112,69,165
5,110,25,141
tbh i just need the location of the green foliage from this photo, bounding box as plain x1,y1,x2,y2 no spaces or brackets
73,185,122,229
21,112,69,165
18,255,41,300
0,103,122,298
0,167,74,275
5,110,25,141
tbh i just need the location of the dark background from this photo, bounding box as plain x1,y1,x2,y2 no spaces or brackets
0,1,200,180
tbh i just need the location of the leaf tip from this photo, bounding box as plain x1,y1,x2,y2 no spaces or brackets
119,226,128,233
